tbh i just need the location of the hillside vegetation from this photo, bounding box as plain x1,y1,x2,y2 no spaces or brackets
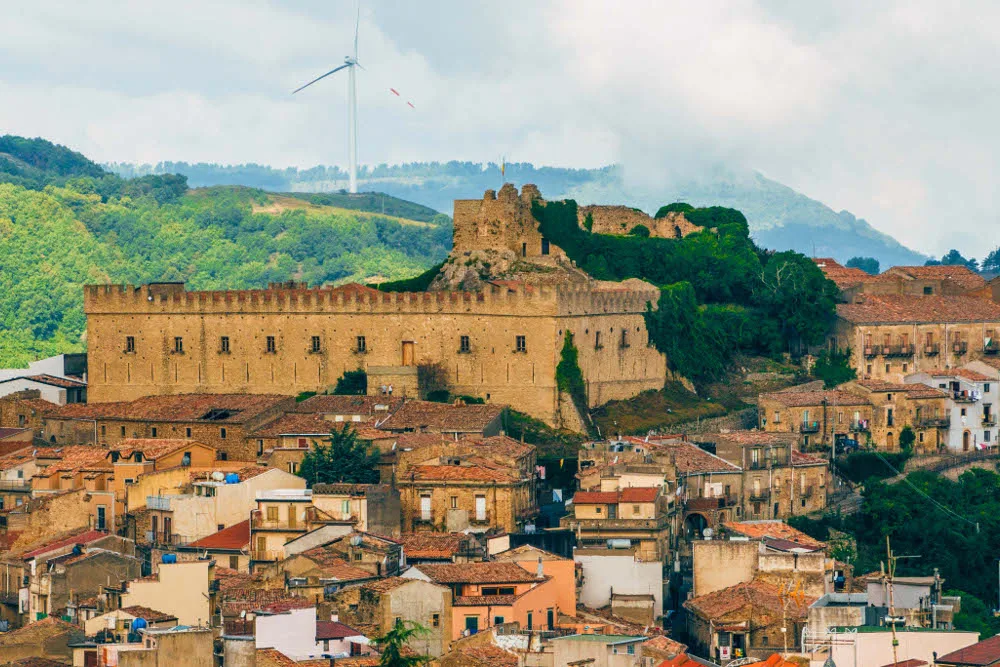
0,136,451,367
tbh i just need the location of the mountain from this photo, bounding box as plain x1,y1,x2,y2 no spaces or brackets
0,137,451,367
108,160,928,266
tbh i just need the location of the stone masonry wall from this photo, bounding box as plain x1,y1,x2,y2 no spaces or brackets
578,205,702,239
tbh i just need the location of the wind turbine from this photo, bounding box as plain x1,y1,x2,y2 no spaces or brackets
293,3,362,194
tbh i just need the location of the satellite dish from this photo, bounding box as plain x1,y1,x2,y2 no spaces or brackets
211,471,225,481
703,528,714,539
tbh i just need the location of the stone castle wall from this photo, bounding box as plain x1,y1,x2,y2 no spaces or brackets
577,205,702,239
452,183,564,259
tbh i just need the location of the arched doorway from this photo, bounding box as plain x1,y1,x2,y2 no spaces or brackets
886,432,894,449
963,430,971,452
685,513,708,539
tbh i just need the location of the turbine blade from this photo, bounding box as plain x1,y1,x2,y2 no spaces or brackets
354,0,361,59
292,63,351,94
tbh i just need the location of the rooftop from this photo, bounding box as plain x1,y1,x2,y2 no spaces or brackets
654,440,741,475
937,634,1000,666
854,380,948,399
573,487,659,504
23,529,108,559
316,620,364,640
250,412,346,438
119,605,178,623
413,561,542,584
295,394,403,416
407,462,516,483
886,264,987,291
915,367,993,382
684,580,814,622
52,393,292,423
724,520,826,549
112,438,213,460
760,389,871,408
187,520,250,551
398,532,473,560
838,294,1000,324
376,400,503,432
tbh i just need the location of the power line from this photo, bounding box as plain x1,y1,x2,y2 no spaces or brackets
872,451,980,531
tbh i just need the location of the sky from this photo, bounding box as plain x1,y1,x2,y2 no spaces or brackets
1,0,998,257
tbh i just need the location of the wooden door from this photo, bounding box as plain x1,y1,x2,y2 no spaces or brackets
402,341,415,366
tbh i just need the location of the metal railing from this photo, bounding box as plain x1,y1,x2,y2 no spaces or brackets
800,421,820,433
884,345,915,357
917,417,951,428
0,480,30,491
251,516,307,531
984,416,997,427
953,392,977,403
953,342,969,355
250,549,284,562
849,422,870,432
924,343,941,356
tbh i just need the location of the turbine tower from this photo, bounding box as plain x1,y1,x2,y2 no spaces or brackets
293,3,362,193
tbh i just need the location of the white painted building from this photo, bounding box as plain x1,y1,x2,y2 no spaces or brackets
906,367,998,452
573,547,663,619
0,354,87,404
254,606,369,660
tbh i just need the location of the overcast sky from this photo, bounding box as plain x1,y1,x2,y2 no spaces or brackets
1,1,998,257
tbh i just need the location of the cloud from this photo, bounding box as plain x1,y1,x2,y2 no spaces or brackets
1,0,998,256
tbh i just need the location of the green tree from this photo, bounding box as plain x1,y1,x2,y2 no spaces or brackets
753,252,838,351
898,425,915,452
812,349,856,388
629,224,650,237
372,619,430,667
931,249,979,271
982,247,1000,273
297,426,380,487
334,369,367,395
845,256,880,275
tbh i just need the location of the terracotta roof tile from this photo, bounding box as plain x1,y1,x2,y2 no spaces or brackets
408,463,515,483
454,594,519,606
312,483,377,496
877,660,926,667
838,294,1000,324
297,549,377,581
653,440,741,474
684,580,815,622
295,394,403,417
854,380,948,399
760,390,870,408
573,488,659,504
886,265,986,290
377,400,503,432
451,643,520,667
0,616,80,646
917,368,992,382
119,605,177,623
22,529,108,559
398,532,470,560
724,521,826,549
316,620,364,639
188,520,250,550
813,259,879,290
937,634,1000,665
51,393,292,423
251,413,342,438
414,562,541,584
361,576,413,593
791,450,827,466
2,658,74,667
643,635,687,656
24,374,87,389
113,438,212,460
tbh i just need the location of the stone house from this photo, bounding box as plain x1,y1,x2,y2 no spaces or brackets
333,576,453,658
250,412,394,473
814,260,986,301
561,487,668,562
402,561,561,642
398,532,486,564
549,634,648,667
305,531,403,578
44,393,296,460
311,483,401,537
906,367,999,452
684,580,815,663
0,616,83,664
275,546,380,601
0,390,59,435
846,380,951,451
758,389,873,451
832,293,1000,384
249,489,338,567
32,546,141,621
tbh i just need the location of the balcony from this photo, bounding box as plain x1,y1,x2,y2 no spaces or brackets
849,422,870,433
250,549,284,562
223,619,254,636
984,416,997,427
953,342,969,355
986,342,1000,356
917,417,951,428
800,421,820,433
864,347,878,358
799,486,815,498
924,343,940,356
748,490,770,502
146,496,172,511
885,345,915,358
251,517,307,532
685,496,737,512
953,392,977,404
0,480,30,492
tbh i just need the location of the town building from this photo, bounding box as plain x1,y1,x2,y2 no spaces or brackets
574,546,664,621
120,559,214,627
847,380,951,451
0,390,59,436
0,354,88,404
561,487,668,561
249,489,337,567
310,483,402,537
758,388,874,451
398,532,486,564
549,634,648,667
906,368,999,451
374,400,503,438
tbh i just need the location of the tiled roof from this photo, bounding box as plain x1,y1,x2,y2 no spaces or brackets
51,393,291,423
760,390,870,408
657,441,741,474
255,649,297,667
813,258,878,290
377,400,503,432
838,294,1000,324
415,562,541,584
791,450,827,466
188,520,250,550
684,580,814,622
643,635,687,656
22,529,107,559
220,588,307,615
119,605,177,623
258,597,314,613
723,520,826,549
113,438,211,460
399,532,469,559
464,435,535,459
297,549,376,581
362,576,413,593
450,643,520,667
312,482,376,496
937,634,1000,666
250,413,340,438
15,398,61,415
0,616,79,646
0,428,31,441
573,487,659,504
408,463,515,483
887,265,986,290
296,394,403,417
918,367,992,382
316,620,364,640
854,380,948,399
38,446,112,474
24,374,87,388
493,544,566,562
454,594,519,606
1,657,74,667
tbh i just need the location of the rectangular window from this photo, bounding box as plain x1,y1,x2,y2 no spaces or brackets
101,425,106,437
595,331,602,349
356,335,367,352
342,500,350,515
121,426,126,437
432,614,440,628
632,504,640,513
266,336,276,353
460,335,470,353
627,644,635,655
515,335,527,353
986,431,992,442
229,555,239,570
151,427,157,437
220,336,230,353
266,506,278,521
475,495,487,521
450,496,458,509
173,337,184,353
298,438,308,449
186,427,192,438
220,427,227,439
125,336,135,353
311,335,321,353
257,439,264,456
289,462,298,473
987,383,992,393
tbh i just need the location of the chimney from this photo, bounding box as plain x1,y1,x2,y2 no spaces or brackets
536,556,543,578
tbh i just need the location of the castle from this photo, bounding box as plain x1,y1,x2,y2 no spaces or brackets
84,185,669,429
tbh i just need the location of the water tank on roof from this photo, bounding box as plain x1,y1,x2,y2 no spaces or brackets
161,554,177,564
211,471,226,482
131,618,148,631
606,539,632,550
224,473,240,484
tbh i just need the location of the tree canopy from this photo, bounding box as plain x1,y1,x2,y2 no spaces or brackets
372,619,430,667
845,256,880,275
296,426,380,487
926,248,979,271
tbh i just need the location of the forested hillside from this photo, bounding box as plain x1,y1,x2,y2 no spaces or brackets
0,137,451,367
109,160,927,266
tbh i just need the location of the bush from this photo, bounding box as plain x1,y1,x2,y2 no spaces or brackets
655,202,694,218
629,224,650,237
812,348,856,388
334,369,367,395
836,450,911,484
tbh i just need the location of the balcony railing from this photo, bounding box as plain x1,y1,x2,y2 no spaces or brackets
953,392,977,403
984,416,997,427
864,347,878,358
800,421,820,433
251,516,307,531
986,342,1000,356
917,417,951,428
799,486,815,498
953,342,969,355
250,549,284,562
748,491,770,502
849,422,870,433
0,480,30,491
924,343,940,356
885,345,915,358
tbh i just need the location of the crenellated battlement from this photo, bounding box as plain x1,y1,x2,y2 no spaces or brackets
84,276,659,317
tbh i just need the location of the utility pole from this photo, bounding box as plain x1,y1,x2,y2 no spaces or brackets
885,536,921,667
